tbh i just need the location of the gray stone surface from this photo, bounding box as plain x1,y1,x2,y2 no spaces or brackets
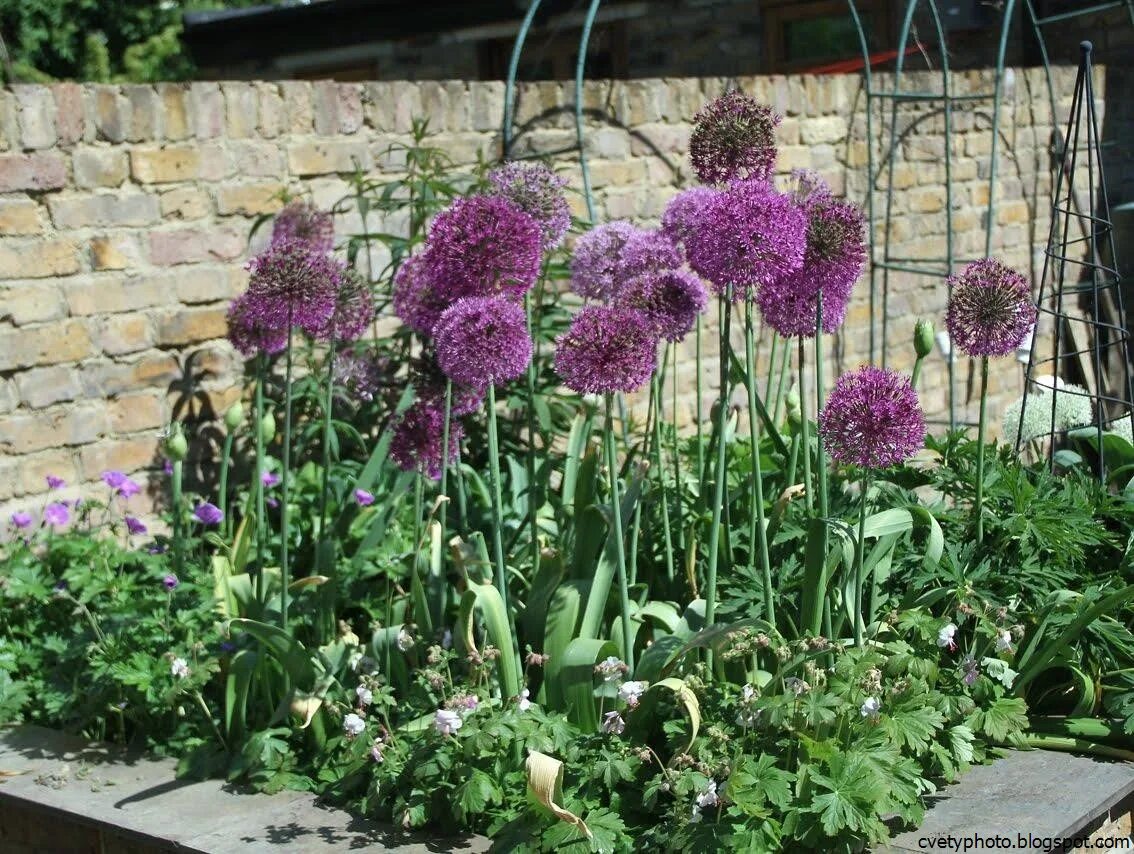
0,725,489,853
878,748,1134,852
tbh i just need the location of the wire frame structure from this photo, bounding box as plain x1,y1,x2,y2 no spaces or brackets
1017,41,1133,481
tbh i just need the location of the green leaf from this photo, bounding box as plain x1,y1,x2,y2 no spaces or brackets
880,703,945,754
970,697,1028,742
455,768,501,820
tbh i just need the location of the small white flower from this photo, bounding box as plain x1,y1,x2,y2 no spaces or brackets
995,630,1013,653
171,657,189,680
742,683,757,701
595,656,627,683
356,685,373,707
784,677,810,696
370,741,384,763
860,696,881,720
347,649,365,671
601,711,625,735
434,708,463,736
518,688,532,712
343,713,366,739
618,680,647,708
691,779,719,823
396,628,414,652
937,622,958,650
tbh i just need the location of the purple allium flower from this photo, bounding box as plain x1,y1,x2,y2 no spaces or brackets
316,267,374,343
426,195,542,302
163,573,179,592
226,292,290,358
10,511,32,529
684,180,807,300
661,187,718,252
819,366,925,469
271,200,334,254
242,240,343,337
389,401,464,481
261,471,281,488
618,269,709,343
43,502,70,527
411,356,485,418
618,229,682,286
392,251,448,337
945,258,1036,358
570,223,680,302
354,489,374,506
689,90,780,186
554,305,658,395
192,502,224,526
333,349,389,403
487,161,571,251
434,296,533,388
125,516,147,536
102,470,141,499
45,475,65,490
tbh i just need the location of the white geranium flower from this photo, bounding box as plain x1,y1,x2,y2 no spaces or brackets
171,657,189,680
434,708,462,736
601,711,625,735
995,630,1013,653
860,696,881,720
937,622,957,650
617,680,647,708
356,685,373,707
518,688,532,712
343,713,366,738
396,627,414,652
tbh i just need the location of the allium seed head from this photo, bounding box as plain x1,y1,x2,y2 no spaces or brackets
434,296,533,388
389,400,464,481
271,201,334,254
554,305,658,394
618,268,708,343
487,162,571,251
689,90,780,186
819,366,925,469
946,259,1036,358
243,240,343,337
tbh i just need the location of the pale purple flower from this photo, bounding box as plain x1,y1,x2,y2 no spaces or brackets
43,503,69,527
818,366,925,470
370,742,384,763
434,296,533,388
316,267,374,344
10,511,32,530
570,223,680,302
617,680,647,709
163,574,179,591
961,655,980,685
261,471,281,488
356,685,373,707
389,401,464,481
271,200,334,253
226,292,289,358
102,470,141,499
601,710,626,735
171,657,190,680
995,630,1013,653
434,708,463,736
689,90,780,186
125,516,147,536
554,305,658,395
946,258,1036,358
661,187,718,252
450,694,479,714
192,502,224,526
517,688,533,712
487,161,571,251
343,712,366,739
392,251,448,337
684,180,808,300
595,656,629,683
617,268,708,343
45,475,65,490
242,240,343,337
163,459,173,476
354,488,375,506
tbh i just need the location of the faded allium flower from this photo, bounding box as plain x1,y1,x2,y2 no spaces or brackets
392,251,448,337
601,710,626,735
10,511,32,529
389,401,464,481
317,267,374,343
618,268,708,343
334,350,389,404
860,696,881,720
343,712,366,739
227,293,289,358
434,708,463,736
271,200,334,254
684,180,807,299
192,502,224,526
661,187,718,251
937,622,958,651
43,503,69,527
354,489,375,506
356,685,373,707
434,296,533,388
102,470,141,499
618,680,647,709
427,195,542,301
163,574,179,591
819,366,925,470
570,222,680,302
487,161,571,251
689,90,780,186
554,305,658,395
171,657,190,680
126,516,147,536
946,259,1036,358
242,241,344,337
46,475,64,490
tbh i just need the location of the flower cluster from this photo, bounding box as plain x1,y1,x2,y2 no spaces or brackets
819,366,925,470
271,200,334,254
554,305,658,395
389,401,465,481
433,297,533,389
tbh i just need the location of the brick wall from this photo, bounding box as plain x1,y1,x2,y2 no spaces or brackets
0,67,1098,521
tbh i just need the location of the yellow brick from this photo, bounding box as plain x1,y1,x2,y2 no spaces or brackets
0,199,43,235
214,182,286,216
130,145,201,183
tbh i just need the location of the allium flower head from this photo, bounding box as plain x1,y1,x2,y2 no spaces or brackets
242,240,343,337
819,366,925,469
570,222,680,302
618,268,708,343
271,200,334,254
426,195,542,301
487,161,571,251
554,305,658,395
10,511,32,529
689,90,780,186
946,259,1036,358
44,502,69,527
392,250,448,337
192,502,224,526
684,180,807,299
317,267,374,343
661,187,718,251
389,400,464,481
434,296,533,388
410,356,485,418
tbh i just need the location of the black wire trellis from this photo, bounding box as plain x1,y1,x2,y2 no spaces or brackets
1017,41,1133,481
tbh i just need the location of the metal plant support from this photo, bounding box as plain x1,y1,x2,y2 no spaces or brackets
1018,41,1133,481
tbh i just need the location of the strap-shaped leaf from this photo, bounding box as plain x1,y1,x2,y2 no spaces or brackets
458,581,521,699
635,677,701,756
560,637,619,731
229,618,318,687
525,751,591,841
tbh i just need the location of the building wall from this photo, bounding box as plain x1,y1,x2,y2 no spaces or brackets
0,66,1101,520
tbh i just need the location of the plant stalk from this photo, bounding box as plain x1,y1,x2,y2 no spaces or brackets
975,356,989,544
485,384,512,619
853,473,872,647
705,289,732,669
744,304,774,626
280,322,294,630
604,394,634,671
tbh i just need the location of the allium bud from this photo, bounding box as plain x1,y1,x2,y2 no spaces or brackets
224,401,245,432
260,412,276,444
785,389,802,428
164,423,188,462
914,319,935,359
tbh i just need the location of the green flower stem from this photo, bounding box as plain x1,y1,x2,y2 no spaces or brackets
317,339,337,548
485,384,512,618
695,314,705,502
705,288,732,669
975,356,989,544
171,459,183,578
910,354,926,392
815,293,829,525
218,431,234,541
439,379,453,536
280,323,294,630
744,304,774,626
524,292,541,580
797,337,813,513
603,393,634,671
670,343,686,552
764,330,778,407
853,473,872,647
254,358,267,602
651,370,677,582
773,337,791,426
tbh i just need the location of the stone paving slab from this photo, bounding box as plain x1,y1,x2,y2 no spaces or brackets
878,748,1134,852
0,725,489,853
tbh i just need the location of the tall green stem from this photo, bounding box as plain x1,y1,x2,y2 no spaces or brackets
318,340,336,545
670,344,686,552
171,459,183,577
695,314,705,501
524,293,541,579
798,338,813,513
744,305,774,626
603,394,634,671
853,474,872,646
254,358,266,602
772,338,791,426
437,381,454,631
911,355,926,392
218,432,234,541
651,370,676,582
705,289,732,669
815,294,829,525
975,357,989,544
279,323,293,630
485,384,512,616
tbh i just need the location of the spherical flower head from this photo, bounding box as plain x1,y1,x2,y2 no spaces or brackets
554,305,658,395
243,240,342,338
487,161,571,251
193,502,224,526
434,708,463,736
570,220,636,300
618,268,708,343
946,259,1036,357
389,400,464,481
333,349,389,403
618,229,682,287
392,250,448,337
661,187,718,252
271,200,334,254
163,573,179,591
354,488,375,506
689,90,780,186
410,356,485,418
125,516,147,536
427,195,542,301
434,296,533,388
819,366,925,469
1002,384,1093,443
46,475,64,490
317,267,374,343
685,180,807,300
44,502,70,527
227,293,289,358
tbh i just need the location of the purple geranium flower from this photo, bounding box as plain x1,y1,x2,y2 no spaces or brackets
389,401,464,481
270,200,334,254
163,574,180,592
261,471,281,488
617,269,709,343
434,296,533,389
689,90,780,186
43,502,70,527
819,366,925,470
487,161,571,251
45,475,65,490
354,489,375,506
10,511,32,529
945,258,1036,358
102,470,141,499
192,502,224,526
125,516,147,536
554,305,658,395
241,240,344,338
